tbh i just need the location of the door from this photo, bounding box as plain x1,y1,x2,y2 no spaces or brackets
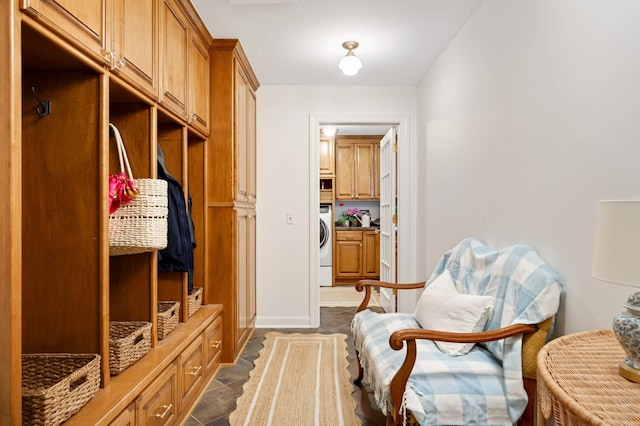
379,127,397,312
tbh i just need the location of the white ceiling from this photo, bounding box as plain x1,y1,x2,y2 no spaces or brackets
191,0,481,86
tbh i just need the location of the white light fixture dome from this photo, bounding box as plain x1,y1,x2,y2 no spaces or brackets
322,126,337,137
338,41,362,76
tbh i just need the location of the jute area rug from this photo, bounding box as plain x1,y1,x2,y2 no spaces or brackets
229,332,360,426
319,285,381,308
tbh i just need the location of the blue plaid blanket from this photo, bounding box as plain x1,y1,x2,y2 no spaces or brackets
352,238,564,425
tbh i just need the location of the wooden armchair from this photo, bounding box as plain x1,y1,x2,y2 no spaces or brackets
354,280,552,426
350,238,563,426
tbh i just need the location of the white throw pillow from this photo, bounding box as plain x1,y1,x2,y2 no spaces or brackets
414,270,495,356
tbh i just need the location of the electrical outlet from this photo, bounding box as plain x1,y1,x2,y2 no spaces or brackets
286,212,295,224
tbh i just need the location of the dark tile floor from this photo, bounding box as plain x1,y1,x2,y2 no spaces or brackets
184,307,387,425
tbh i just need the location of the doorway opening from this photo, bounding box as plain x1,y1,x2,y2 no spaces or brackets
309,114,411,328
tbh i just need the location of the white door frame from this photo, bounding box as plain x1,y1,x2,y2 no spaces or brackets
308,113,414,327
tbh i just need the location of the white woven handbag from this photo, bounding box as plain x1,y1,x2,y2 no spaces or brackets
108,123,168,256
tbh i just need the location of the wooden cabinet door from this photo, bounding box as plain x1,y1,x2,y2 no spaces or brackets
178,336,204,410
236,208,249,351
234,65,249,202
373,143,380,200
335,231,363,278
354,143,375,199
319,135,335,176
363,231,380,278
138,364,178,425
247,89,257,203
247,210,257,327
335,143,355,199
335,240,363,278
111,0,158,99
21,0,108,64
204,314,222,374
188,29,209,133
160,0,189,119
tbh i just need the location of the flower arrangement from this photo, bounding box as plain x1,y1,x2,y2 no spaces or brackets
336,203,362,226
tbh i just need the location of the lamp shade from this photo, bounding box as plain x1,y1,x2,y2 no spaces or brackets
593,200,640,288
338,53,362,76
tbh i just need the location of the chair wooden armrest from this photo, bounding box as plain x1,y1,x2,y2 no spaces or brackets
355,279,426,312
386,324,539,426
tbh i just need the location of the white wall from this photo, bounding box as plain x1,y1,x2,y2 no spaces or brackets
256,86,417,327
417,0,640,334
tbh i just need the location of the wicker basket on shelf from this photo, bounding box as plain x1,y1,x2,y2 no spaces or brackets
109,321,152,375
22,353,101,426
187,287,203,318
157,301,180,339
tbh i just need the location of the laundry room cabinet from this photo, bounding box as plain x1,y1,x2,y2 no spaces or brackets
335,136,381,201
334,229,380,283
206,39,260,364
3,2,225,424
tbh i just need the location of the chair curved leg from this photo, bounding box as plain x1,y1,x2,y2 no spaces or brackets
354,349,364,384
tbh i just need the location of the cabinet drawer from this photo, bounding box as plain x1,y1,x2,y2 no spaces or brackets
138,363,177,426
110,403,136,426
204,315,222,374
178,336,204,410
335,230,362,241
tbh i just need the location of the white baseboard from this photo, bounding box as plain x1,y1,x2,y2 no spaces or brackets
256,315,312,328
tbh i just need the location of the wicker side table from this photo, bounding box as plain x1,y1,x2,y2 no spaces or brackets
537,329,640,426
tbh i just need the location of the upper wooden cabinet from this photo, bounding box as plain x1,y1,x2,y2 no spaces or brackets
21,0,108,64
110,0,158,99
335,136,381,200
159,0,189,119
319,135,335,176
158,0,211,133
188,28,210,134
208,39,260,203
373,143,380,199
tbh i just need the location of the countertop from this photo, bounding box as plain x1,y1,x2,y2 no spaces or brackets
335,226,380,231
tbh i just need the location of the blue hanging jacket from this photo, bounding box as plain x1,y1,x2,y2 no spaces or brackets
157,145,195,273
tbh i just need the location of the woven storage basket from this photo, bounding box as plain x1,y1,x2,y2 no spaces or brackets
108,178,168,256
22,353,101,426
187,287,203,317
157,301,180,340
108,123,168,256
109,321,152,375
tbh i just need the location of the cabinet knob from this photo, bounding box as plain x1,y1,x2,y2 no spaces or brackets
191,113,198,121
118,57,126,67
154,404,173,419
101,50,113,61
210,340,221,349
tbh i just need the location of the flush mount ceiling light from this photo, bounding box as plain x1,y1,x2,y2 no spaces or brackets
322,126,337,137
338,41,363,76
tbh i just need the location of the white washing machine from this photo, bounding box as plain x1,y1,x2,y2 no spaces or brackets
319,204,333,286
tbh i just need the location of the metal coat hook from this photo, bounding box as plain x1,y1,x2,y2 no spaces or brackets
31,86,51,117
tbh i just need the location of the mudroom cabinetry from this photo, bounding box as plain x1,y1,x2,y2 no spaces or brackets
2,1,223,425
206,39,260,363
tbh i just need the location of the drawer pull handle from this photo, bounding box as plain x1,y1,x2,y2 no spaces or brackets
155,403,173,419
210,340,221,349
189,365,202,376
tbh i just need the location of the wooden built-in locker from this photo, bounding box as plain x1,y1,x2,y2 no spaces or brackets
3,1,225,424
